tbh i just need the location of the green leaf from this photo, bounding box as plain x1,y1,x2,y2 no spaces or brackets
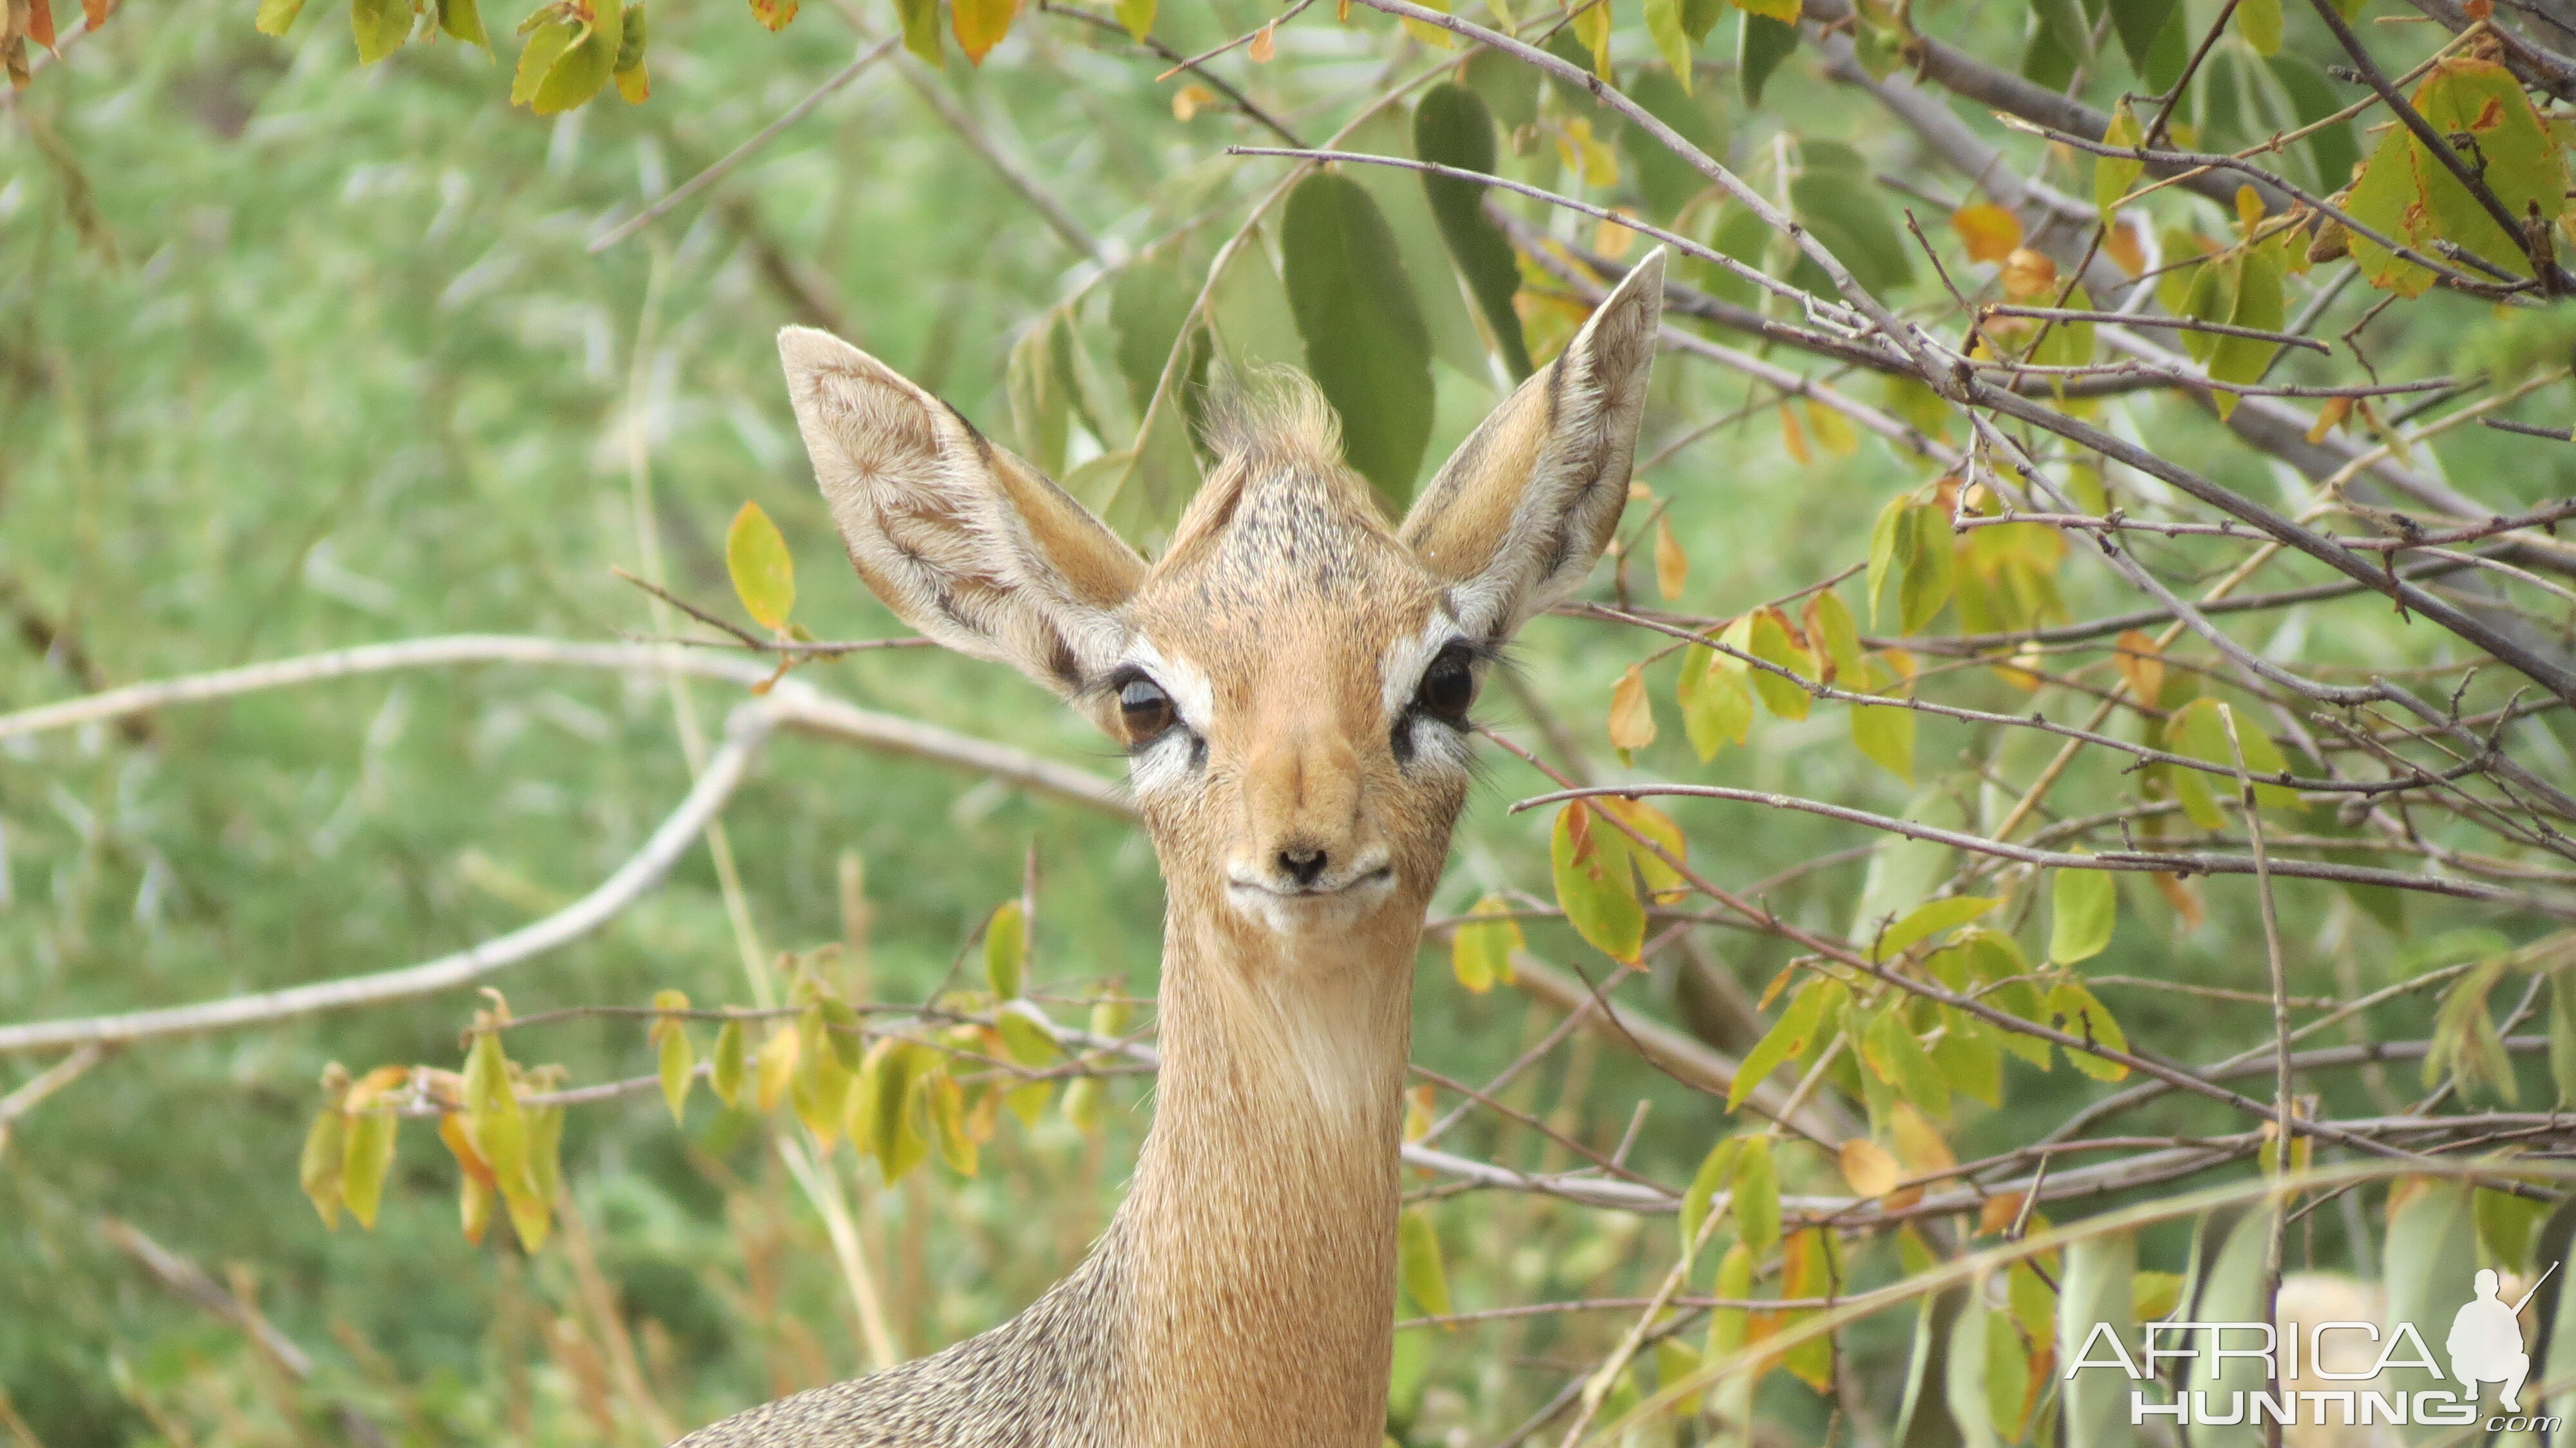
2477,1178,2548,1271
1931,1006,2003,1106
1620,66,1726,224
1788,171,1913,297
2056,1234,2134,1448
724,500,796,632
2235,0,2280,53
985,899,1027,998
865,1038,931,1183
1112,0,1151,39
1413,83,1533,381
1281,172,1434,507
2028,0,2090,65
1109,249,1200,419
2107,0,2179,86
1745,607,1814,720
2166,698,2302,822
1398,1206,1452,1317
1897,504,1954,635
2266,53,2358,190
1450,894,1523,993
605,1,640,82
1007,313,1072,477
299,1110,345,1228
532,3,618,115
1728,976,1846,1111
2410,59,2569,278
1872,896,1998,962
2345,125,2438,297
1861,1004,1949,1119
439,0,488,48
1806,590,1864,683
511,17,573,106
1677,643,1755,760
1207,234,1304,376
1645,0,1694,89
710,1019,746,1108
255,0,307,37
2426,956,2516,1103
2047,980,2130,1080
350,0,413,64
2384,1183,2477,1405
1848,659,1914,784
2205,245,2283,419
1731,1134,1781,1258
896,0,942,59
2047,861,2116,964
2094,102,2145,227
1341,108,1487,386
1736,12,1798,108
1679,1136,1746,1255
1866,493,1908,626
1551,801,1644,965
925,1069,976,1175
658,1022,693,1127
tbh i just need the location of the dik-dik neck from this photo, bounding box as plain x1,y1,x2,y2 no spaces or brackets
1112,892,1419,1447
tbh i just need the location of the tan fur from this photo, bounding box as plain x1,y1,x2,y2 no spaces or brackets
679,251,1665,1448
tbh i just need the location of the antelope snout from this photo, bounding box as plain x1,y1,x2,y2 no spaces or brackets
1223,724,1394,929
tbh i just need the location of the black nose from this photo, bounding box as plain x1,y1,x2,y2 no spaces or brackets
1277,846,1329,887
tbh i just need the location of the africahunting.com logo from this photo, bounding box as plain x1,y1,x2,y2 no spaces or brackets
2065,1265,2561,1433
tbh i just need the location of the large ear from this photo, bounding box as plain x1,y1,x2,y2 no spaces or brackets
1398,249,1663,639
778,327,1146,697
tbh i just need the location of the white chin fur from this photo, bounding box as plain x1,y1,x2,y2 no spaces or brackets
1224,873,1398,938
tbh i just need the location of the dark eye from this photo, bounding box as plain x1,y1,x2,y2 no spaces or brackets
1416,645,1476,721
1119,676,1177,743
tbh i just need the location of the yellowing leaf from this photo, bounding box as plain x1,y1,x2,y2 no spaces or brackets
1745,607,1814,719
1247,19,1274,60
1871,896,1998,960
1553,116,1620,187
710,1019,746,1108
1951,202,2022,263
985,899,1027,998
299,1110,345,1229
340,1108,397,1230
1170,82,1216,120
1113,0,1151,39
726,500,795,631
1802,398,1859,459
1998,247,2059,301
1607,664,1658,751
2048,859,2116,964
754,1024,799,1113
1570,0,1610,75
1552,801,1645,965
1654,515,1689,601
1680,1136,1747,1252
1399,0,1455,47
951,0,1012,63
927,1069,978,1175
1677,642,1755,761
2110,629,2164,705
1839,1138,1900,1197
1728,976,1846,1111
658,1020,694,1127
1451,895,1524,993
2237,0,2280,56
1399,1206,1452,1317
1777,403,1812,464
1731,1135,1781,1257
2047,980,2130,1080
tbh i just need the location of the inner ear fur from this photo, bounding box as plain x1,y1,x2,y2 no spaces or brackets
777,326,1145,697
1399,249,1665,640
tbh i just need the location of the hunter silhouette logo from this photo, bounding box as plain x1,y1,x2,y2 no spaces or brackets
2064,1261,2563,1433
2450,1267,2543,1415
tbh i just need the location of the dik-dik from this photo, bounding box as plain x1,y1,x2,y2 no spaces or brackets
668,251,1665,1446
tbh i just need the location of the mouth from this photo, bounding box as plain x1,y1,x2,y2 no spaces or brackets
1227,866,1396,901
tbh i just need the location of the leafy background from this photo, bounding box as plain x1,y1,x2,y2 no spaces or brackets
5,0,2576,1442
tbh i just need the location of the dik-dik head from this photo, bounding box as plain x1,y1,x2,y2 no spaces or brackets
777,252,1663,958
